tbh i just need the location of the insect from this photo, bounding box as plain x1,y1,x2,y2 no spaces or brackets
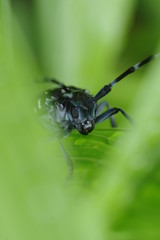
37,54,158,138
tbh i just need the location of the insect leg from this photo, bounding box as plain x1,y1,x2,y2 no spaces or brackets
58,139,74,181
95,107,134,125
96,101,117,127
94,54,159,102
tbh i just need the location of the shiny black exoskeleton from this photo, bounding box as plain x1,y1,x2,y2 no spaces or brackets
38,83,97,136
37,55,158,137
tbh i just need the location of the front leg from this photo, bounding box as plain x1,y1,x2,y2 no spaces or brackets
96,101,117,127
95,107,134,125
58,139,74,181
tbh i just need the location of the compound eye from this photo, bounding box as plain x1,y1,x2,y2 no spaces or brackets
71,107,79,118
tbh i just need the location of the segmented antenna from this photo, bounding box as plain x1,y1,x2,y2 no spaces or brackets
94,54,160,102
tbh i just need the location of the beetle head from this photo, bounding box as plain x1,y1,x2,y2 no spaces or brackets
68,91,97,135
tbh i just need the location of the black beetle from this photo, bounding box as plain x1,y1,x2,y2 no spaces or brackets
37,54,158,137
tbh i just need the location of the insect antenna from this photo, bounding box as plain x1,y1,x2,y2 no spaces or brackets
43,77,66,88
94,54,160,102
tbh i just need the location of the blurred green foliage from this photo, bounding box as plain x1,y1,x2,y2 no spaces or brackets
0,0,160,239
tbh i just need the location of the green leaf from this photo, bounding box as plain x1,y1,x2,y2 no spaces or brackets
62,128,124,185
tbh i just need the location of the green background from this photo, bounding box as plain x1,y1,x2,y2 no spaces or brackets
0,0,160,239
